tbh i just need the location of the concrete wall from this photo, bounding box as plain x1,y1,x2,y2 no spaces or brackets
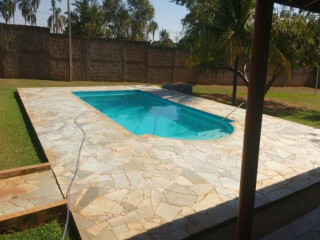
0,23,317,87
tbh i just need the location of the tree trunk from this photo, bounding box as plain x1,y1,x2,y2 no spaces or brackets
232,58,239,106
52,6,55,33
68,0,73,82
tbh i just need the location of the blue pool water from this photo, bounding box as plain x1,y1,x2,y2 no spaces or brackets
73,90,234,140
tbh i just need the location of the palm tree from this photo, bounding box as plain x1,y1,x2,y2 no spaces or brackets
179,0,290,100
48,7,66,34
1,0,15,24
31,0,40,25
0,1,9,24
18,0,32,25
27,10,36,26
159,29,169,41
50,0,61,33
12,0,17,24
148,20,158,42
182,0,254,105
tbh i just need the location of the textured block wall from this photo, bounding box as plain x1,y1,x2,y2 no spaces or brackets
0,23,316,87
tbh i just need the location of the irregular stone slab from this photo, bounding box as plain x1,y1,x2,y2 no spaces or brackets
164,190,197,207
155,203,181,222
80,196,124,216
0,170,63,217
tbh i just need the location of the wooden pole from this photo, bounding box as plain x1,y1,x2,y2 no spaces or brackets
67,0,73,82
236,1,274,240
315,67,319,95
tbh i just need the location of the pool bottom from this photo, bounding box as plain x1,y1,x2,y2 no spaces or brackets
73,90,234,140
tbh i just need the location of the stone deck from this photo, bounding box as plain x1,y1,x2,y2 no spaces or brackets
18,85,320,240
0,170,63,217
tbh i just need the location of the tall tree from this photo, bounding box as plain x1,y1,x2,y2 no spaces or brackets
31,0,40,25
70,0,104,37
153,28,174,47
50,0,61,33
1,0,15,24
102,0,131,39
12,0,17,24
18,0,31,25
148,20,158,42
127,0,155,40
27,10,36,25
47,7,66,33
0,1,9,24
0,1,3,22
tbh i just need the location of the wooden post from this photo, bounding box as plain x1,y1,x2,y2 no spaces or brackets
236,1,274,240
67,0,73,81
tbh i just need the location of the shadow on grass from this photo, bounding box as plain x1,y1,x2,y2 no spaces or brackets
14,91,48,164
194,93,320,128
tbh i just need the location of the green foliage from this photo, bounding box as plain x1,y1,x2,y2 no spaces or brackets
127,0,155,40
0,0,15,24
18,0,32,25
175,0,254,77
47,7,65,33
152,29,175,47
0,219,74,240
70,0,105,37
148,20,158,41
70,0,156,40
272,7,320,68
103,0,131,39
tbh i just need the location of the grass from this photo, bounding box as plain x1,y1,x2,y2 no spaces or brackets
0,79,140,170
0,219,74,240
193,85,320,128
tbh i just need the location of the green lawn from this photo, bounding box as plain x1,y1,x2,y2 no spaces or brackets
0,79,140,171
0,219,74,240
194,85,320,128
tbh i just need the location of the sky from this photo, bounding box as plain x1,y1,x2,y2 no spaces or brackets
1,0,188,41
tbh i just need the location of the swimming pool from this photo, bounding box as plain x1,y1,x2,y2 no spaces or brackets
73,90,234,140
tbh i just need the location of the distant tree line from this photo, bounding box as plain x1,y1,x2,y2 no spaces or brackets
0,0,178,46
0,0,39,26
68,0,176,44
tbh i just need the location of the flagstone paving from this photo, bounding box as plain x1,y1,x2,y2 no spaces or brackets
18,85,320,240
0,170,63,217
